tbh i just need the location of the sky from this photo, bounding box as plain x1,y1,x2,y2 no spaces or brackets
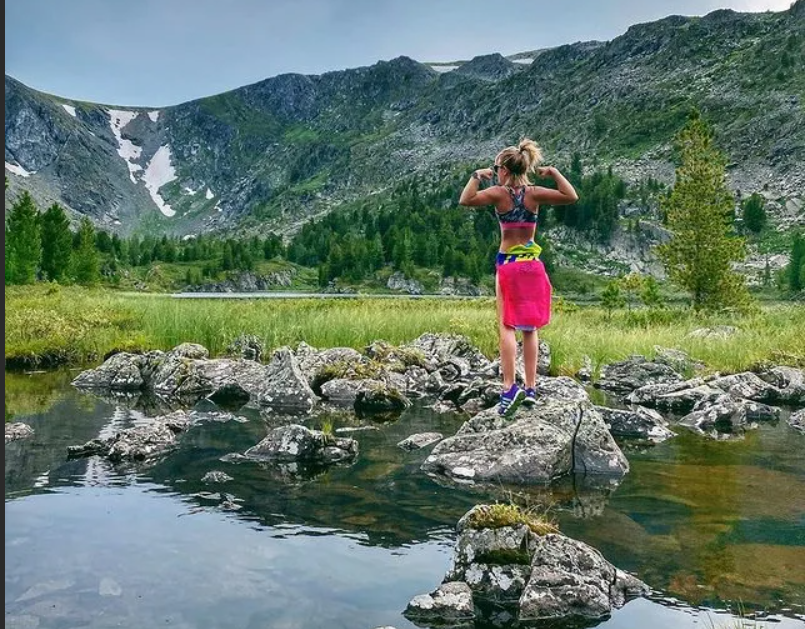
4,0,796,107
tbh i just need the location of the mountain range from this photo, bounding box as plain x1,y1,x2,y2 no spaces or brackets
5,1,804,244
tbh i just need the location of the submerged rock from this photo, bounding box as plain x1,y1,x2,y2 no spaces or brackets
5,422,34,444
202,470,234,484
67,410,195,462
66,410,238,463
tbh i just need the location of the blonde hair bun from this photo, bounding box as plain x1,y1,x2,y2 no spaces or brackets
518,138,543,172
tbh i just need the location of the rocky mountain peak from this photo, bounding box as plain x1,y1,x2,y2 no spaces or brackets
454,53,523,81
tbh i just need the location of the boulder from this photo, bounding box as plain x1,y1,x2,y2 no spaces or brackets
597,356,684,395
354,385,411,414
405,581,475,626
789,409,805,433
248,347,318,413
595,405,675,443
320,378,385,406
678,393,779,437
243,424,358,464
759,366,805,405
405,333,491,372
398,432,444,451
72,351,147,391
5,422,34,444
407,504,648,627
67,410,196,463
520,533,649,622
708,372,779,403
422,377,629,484
627,378,722,413
202,470,233,484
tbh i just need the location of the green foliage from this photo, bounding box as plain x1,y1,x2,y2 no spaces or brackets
601,280,625,316
6,191,41,285
464,503,559,536
6,286,805,373
640,275,664,308
619,272,644,309
552,157,627,241
742,193,767,236
40,203,73,282
656,112,752,311
72,217,100,285
789,232,805,294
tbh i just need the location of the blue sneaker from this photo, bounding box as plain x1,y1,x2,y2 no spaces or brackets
498,384,525,418
523,387,538,407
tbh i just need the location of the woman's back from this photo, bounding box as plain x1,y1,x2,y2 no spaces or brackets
496,185,539,251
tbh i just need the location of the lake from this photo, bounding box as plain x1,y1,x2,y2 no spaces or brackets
5,370,805,629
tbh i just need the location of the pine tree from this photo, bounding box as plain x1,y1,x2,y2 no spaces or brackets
789,233,805,293
655,112,751,310
72,217,100,285
40,203,73,282
742,193,767,236
640,276,664,308
6,191,41,284
601,280,625,318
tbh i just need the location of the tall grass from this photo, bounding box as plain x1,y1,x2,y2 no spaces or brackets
5,285,804,373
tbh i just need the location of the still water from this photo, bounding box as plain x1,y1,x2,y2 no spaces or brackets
5,371,805,629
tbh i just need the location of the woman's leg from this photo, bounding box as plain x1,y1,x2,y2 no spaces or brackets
496,272,517,389
522,330,538,389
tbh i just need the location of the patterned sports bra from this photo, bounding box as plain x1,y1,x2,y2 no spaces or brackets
497,186,537,230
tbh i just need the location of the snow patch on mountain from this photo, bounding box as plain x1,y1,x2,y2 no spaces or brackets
148,110,160,122
62,104,77,117
205,188,214,200
143,145,178,217
108,109,143,183
5,161,34,177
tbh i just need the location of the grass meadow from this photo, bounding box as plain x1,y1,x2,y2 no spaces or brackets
5,285,804,375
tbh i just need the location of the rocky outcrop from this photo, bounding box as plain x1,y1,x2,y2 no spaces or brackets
386,272,423,295
241,424,358,464
406,504,648,627
5,422,34,444
72,343,318,413
188,270,296,293
422,377,629,484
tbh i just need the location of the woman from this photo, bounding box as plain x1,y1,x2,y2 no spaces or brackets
459,139,578,418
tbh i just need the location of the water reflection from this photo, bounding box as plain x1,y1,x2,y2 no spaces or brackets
5,372,805,628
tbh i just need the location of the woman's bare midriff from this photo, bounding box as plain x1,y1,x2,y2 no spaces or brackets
499,226,536,252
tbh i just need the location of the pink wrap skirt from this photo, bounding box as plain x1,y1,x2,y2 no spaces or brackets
496,251,552,331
